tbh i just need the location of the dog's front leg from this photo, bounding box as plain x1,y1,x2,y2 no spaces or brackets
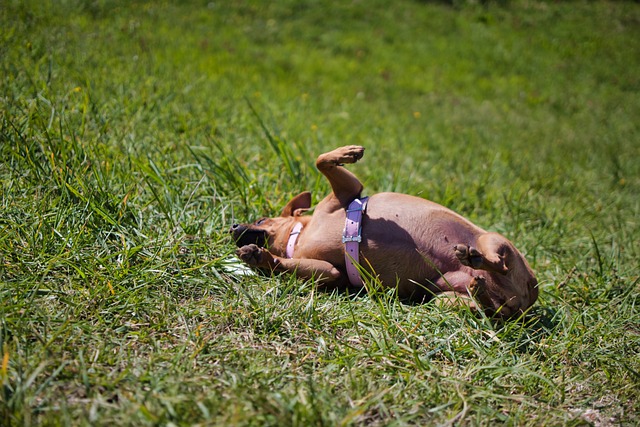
316,145,365,208
237,244,342,282
274,257,342,282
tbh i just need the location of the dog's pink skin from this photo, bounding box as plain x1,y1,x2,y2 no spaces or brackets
233,146,538,318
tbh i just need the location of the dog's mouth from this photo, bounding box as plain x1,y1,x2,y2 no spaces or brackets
230,224,268,248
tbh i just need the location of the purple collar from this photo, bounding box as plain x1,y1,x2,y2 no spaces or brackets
285,222,303,258
343,197,368,287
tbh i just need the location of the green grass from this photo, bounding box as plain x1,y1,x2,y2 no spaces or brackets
1,0,639,425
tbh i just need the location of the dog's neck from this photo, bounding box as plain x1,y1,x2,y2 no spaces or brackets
285,222,303,258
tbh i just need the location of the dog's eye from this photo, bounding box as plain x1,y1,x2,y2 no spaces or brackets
255,218,267,225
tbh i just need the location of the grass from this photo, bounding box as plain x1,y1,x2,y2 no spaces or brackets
1,0,639,425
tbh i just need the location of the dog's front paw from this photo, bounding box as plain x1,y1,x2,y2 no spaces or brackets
336,145,365,164
237,244,276,267
237,244,264,266
320,145,364,165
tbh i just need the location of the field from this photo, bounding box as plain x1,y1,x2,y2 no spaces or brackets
1,0,639,425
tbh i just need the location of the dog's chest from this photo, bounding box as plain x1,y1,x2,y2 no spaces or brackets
297,214,346,262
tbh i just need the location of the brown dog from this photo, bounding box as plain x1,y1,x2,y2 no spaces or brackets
231,146,538,318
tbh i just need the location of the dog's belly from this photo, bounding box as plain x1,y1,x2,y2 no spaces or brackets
359,193,485,297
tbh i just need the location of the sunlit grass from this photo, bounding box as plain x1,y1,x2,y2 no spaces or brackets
1,0,639,425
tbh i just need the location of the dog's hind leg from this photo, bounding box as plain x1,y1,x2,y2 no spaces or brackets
432,275,488,313
454,233,538,318
434,291,479,311
433,272,517,317
453,233,510,274
316,146,365,208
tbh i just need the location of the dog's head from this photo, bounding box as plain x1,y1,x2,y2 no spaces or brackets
230,192,311,255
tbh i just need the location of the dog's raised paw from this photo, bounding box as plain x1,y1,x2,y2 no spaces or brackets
336,145,365,164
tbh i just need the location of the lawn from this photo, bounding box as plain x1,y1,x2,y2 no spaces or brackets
1,0,639,425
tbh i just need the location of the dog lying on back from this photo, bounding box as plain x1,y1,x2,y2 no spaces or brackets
231,146,538,318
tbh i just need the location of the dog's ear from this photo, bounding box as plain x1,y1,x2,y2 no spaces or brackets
280,191,312,217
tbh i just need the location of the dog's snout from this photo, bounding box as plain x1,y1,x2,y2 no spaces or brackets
229,224,245,240
229,223,247,234
229,223,268,248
